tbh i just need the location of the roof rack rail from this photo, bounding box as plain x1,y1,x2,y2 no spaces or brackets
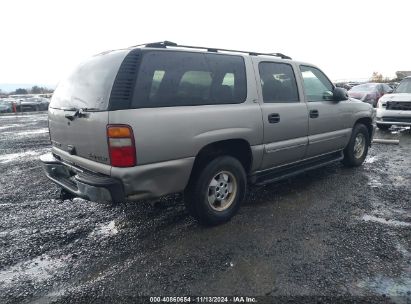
128,41,292,60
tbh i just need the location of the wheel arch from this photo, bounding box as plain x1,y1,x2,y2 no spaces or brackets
187,139,253,186
354,117,373,145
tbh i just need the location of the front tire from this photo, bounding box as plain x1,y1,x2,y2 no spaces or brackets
377,123,391,130
342,124,370,167
184,156,246,226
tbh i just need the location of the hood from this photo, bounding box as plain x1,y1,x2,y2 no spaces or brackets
380,93,411,102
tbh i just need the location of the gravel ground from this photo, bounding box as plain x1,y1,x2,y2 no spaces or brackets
0,112,410,304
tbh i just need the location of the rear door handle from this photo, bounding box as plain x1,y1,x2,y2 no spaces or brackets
268,113,280,123
309,109,319,118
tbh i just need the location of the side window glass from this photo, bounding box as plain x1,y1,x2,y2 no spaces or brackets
132,51,247,108
300,66,333,102
258,62,299,103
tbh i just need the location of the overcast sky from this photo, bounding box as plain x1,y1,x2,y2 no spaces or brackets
1,0,410,85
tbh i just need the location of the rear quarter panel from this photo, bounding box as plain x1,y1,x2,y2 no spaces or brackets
109,103,263,165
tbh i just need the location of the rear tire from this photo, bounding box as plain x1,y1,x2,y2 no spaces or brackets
184,156,246,226
342,124,370,167
377,123,391,130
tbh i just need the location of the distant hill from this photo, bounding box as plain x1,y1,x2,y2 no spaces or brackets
0,83,56,93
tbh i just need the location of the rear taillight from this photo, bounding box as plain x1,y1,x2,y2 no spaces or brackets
107,125,136,167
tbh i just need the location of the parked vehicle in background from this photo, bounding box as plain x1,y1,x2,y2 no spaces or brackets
335,82,351,90
347,81,362,88
20,97,50,111
40,41,375,225
0,99,14,113
348,83,393,107
376,77,411,130
388,82,399,90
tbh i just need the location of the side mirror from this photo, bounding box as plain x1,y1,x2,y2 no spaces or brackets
333,87,348,102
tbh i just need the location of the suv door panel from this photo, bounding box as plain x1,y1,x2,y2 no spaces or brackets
306,100,351,156
299,65,351,158
253,59,309,169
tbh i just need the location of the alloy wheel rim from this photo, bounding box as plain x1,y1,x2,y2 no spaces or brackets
353,133,366,159
207,171,237,211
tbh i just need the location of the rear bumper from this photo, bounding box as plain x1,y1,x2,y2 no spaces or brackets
40,153,125,202
41,152,195,202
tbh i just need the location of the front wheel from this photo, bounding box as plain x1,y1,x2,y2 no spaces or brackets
342,124,370,167
184,156,246,226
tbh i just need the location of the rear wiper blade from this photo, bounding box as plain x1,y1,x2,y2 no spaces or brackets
80,107,101,112
61,107,78,111
62,107,100,112
64,107,100,121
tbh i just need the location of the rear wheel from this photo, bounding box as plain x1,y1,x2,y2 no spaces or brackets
377,123,391,130
342,124,370,167
184,156,246,226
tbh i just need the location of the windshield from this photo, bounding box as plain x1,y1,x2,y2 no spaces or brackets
50,50,128,110
350,84,377,92
395,79,411,93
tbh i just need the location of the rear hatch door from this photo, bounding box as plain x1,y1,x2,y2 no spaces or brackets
49,108,110,165
48,50,129,171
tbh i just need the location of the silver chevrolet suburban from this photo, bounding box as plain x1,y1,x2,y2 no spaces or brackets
40,41,375,225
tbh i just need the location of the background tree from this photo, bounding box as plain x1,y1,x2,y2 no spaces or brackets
370,72,383,83
31,86,43,94
29,86,54,94
14,88,28,94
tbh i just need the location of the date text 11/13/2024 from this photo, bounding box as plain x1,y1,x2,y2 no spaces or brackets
149,296,257,303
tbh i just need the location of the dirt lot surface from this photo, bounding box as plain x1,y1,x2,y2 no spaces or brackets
0,112,410,303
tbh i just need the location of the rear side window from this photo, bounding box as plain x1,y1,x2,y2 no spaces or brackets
132,51,247,108
258,62,299,103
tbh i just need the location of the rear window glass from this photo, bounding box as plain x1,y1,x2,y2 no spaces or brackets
132,51,247,108
50,50,128,110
